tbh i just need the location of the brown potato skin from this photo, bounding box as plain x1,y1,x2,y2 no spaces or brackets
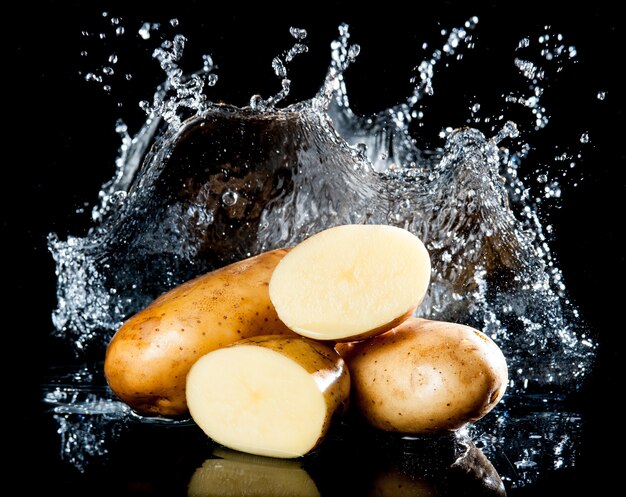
104,248,296,418
336,317,508,434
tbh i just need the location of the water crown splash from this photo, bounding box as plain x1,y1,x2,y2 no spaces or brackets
46,16,597,487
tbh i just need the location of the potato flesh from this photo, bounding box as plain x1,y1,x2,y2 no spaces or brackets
338,317,508,433
186,336,349,458
269,224,431,341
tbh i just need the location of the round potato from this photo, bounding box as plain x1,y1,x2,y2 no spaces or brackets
336,317,508,433
269,224,431,342
104,248,296,418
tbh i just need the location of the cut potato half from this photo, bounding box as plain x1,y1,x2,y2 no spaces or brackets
186,335,350,458
269,224,431,341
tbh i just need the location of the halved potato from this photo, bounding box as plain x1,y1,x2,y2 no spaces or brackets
186,335,350,458
336,317,508,433
269,224,431,341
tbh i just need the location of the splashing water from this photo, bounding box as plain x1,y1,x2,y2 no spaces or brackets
46,16,597,488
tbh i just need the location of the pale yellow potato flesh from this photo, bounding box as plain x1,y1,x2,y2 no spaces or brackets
269,224,431,341
104,248,296,418
187,448,321,497
336,317,508,433
186,335,350,458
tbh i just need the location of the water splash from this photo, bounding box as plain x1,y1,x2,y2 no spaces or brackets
46,17,598,487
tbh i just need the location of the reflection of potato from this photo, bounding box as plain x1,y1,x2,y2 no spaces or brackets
188,448,320,497
362,432,506,497
269,224,431,341
186,335,350,458
104,248,295,418
367,470,438,497
337,317,508,433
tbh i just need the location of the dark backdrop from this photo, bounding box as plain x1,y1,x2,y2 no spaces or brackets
8,1,623,495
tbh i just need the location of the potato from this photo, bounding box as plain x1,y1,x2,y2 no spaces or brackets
269,224,431,341
104,248,296,418
186,335,350,458
187,447,321,497
336,317,508,433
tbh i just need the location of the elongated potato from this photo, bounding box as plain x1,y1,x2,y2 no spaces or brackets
187,448,321,497
104,248,296,418
336,317,508,433
186,335,350,458
269,224,431,341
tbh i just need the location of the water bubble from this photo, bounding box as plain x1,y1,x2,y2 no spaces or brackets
579,132,590,143
170,18,179,27
221,190,238,206
596,90,607,100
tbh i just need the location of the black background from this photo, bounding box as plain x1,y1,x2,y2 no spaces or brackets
8,1,624,495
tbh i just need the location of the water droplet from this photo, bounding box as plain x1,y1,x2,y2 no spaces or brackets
202,54,214,72
109,191,127,205
138,22,151,40
84,72,102,83
221,190,238,206
289,26,307,40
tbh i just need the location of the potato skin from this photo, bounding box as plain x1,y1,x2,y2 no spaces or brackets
104,248,296,418
336,317,508,433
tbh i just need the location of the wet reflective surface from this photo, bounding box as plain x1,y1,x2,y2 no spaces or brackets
9,2,622,496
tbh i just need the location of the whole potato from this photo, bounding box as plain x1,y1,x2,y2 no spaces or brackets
336,317,508,433
104,248,296,418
